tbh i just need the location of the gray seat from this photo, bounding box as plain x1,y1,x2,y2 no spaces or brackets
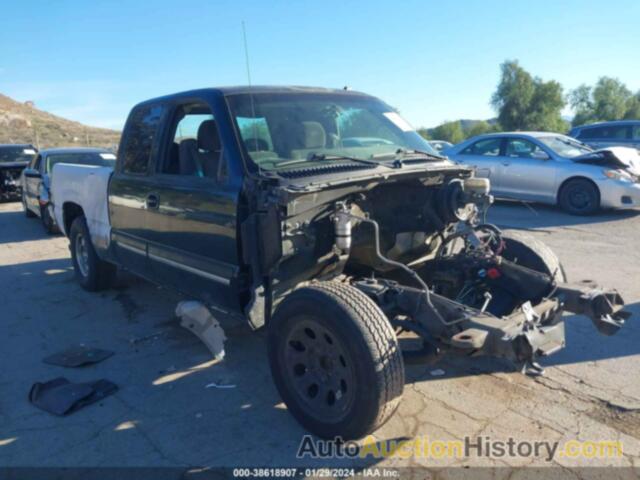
178,119,221,178
302,121,326,149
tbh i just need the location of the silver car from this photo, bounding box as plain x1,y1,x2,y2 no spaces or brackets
443,132,640,215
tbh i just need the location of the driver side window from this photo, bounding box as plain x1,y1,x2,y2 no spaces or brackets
505,139,548,159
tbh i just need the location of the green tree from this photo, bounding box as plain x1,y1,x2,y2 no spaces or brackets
491,60,566,131
466,121,496,138
569,77,637,126
431,121,465,143
624,93,640,120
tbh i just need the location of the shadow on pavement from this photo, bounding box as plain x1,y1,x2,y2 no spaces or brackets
0,208,54,244
487,201,640,230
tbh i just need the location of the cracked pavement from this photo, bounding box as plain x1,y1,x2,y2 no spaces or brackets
0,200,639,473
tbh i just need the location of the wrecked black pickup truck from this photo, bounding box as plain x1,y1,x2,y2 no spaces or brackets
52,87,630,439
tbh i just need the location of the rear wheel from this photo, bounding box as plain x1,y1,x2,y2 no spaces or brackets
558,178,599,215
69,215,116,291
268,281,404,439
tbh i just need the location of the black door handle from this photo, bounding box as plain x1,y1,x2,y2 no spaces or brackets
146,193,159,209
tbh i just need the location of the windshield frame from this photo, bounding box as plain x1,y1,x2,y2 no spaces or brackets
538,135,594,159
0,146,37,164
224,91,440,174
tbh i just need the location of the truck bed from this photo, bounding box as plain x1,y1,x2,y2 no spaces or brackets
51,163,113,250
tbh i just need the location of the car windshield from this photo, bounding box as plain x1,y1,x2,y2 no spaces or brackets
46,152,116,173
226,92,440,170
0,146,37,163
539,136,593,158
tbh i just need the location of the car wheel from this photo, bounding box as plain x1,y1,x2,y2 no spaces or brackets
40,204,60,234
558,179,600,215
22,192,36,218
69,215,116,291
488,231,567,318
268,281,404,439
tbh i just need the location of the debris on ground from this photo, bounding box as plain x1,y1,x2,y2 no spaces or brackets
129,330,167,345
42,345,114,368
205,381,236,389
176,301,227,360
29,377,118,416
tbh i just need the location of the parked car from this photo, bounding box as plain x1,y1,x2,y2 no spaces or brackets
429,140,453,153
569,120,640,151
0,144,37,201
52,87,628,439
21,148,116,233
443,132,640,215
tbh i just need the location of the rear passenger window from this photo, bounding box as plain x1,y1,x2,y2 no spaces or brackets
160,103,222,179
633,125,640,140
121,104,165,174
579,125,629,140
461,138,502,156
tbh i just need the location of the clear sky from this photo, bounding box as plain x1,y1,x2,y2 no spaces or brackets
1,0,638,130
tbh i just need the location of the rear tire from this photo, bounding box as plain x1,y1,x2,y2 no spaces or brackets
22,192,36,218
69,215,115,291
41,204,60,234
558,178,599,215
268,281,404,439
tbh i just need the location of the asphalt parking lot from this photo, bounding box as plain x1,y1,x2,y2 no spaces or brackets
0,200,639,471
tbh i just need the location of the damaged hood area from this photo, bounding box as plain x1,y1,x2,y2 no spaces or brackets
0,161,29,170
573,147,640,176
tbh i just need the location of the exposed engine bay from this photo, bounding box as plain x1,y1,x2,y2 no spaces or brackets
253,168,629,373
0,167,23,200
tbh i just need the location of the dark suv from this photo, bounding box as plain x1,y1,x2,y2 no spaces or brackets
569,120,640,150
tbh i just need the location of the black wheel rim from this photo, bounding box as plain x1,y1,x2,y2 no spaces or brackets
567,186,592,211
283,317,356,423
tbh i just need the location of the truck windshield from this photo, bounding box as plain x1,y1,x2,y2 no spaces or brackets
0,146,37,163
226,92,439,170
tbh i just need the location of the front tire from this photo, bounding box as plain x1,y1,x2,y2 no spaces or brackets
489,231,567,317
268,281,404,439
22,192,36,218
41,204,60,234
558,178,600,215
69,215,115,291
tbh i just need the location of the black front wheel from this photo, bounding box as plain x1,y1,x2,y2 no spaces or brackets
558,179,600,215
268,281,404,439
41,204,60,234
22,192,36,218
488,231,567,317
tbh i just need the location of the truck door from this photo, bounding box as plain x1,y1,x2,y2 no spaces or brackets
144,100,242,311
109,103,167,278
23,154,43,212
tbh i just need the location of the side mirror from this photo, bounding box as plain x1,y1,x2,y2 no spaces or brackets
23,168,41,179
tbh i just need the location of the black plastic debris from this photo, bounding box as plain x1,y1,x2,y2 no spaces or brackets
43,345,114,367
29,377,118,416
